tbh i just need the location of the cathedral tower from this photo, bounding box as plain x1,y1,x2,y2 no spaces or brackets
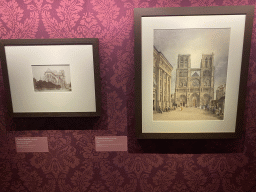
175,53,214,107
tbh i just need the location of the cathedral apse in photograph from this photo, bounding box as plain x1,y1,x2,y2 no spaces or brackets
153,28,230,121
32,64,72,92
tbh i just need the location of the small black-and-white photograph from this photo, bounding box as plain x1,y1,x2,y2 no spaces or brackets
153,28,230,121
32,65,72,92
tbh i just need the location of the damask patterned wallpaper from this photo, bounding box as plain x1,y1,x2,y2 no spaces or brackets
0,0,256,191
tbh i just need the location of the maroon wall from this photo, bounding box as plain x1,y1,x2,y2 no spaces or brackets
1,0,256,191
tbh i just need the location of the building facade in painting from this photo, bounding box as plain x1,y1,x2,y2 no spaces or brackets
175,53,215,107
216,84,226,100
216,84,226,115
153,47,173,112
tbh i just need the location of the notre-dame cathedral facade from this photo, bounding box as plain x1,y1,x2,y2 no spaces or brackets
175,53,214,107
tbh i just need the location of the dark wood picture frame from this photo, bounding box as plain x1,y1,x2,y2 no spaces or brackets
0,38,101,117
134,6,254,139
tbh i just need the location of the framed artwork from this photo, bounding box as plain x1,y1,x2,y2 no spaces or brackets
134,6,254,139
0,38,101,117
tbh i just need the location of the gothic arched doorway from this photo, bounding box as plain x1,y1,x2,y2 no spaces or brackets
190,93,200,107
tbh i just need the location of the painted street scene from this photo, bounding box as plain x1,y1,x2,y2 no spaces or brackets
153,28,230,121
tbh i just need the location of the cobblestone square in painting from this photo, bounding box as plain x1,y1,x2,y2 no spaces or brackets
153,107,223,121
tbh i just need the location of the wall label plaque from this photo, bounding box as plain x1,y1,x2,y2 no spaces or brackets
15,137,49,152
95,136,127,151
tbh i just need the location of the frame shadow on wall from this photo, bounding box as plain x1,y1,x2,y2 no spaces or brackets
7,116,103,131
127,123,246,154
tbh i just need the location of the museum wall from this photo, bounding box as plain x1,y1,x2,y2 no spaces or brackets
0,0,256,191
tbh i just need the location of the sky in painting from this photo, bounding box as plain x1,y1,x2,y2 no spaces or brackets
154,28,231,98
